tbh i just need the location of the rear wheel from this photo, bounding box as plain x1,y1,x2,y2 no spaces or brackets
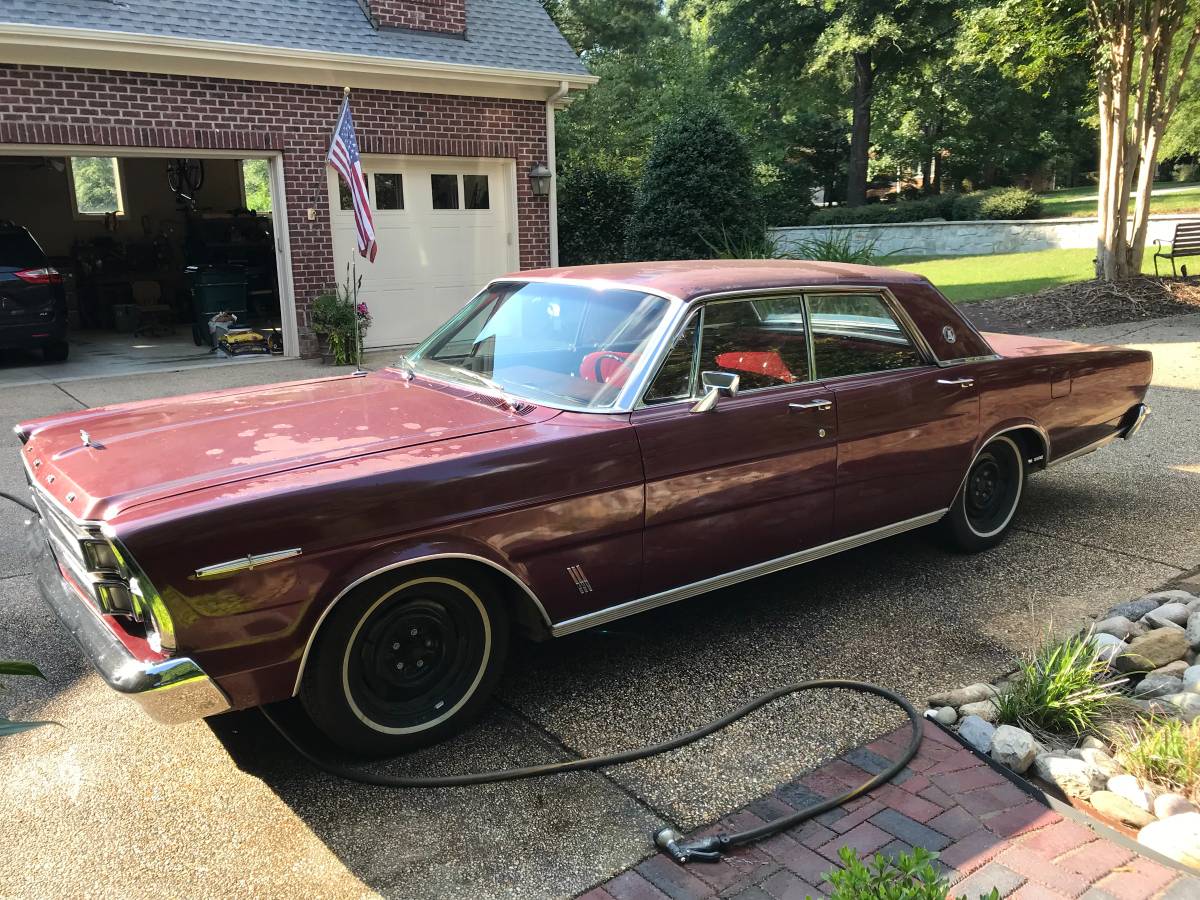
943,435,1024,552
42,341,68,362
300,566,509,756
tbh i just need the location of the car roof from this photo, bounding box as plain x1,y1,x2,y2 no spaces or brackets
511,259,928,303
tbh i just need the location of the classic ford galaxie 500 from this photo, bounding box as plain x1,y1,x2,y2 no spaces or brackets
17,261,1151,754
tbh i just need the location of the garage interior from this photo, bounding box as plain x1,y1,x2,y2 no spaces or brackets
0,152,284,374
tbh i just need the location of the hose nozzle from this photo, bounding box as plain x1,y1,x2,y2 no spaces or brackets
652,826,726,864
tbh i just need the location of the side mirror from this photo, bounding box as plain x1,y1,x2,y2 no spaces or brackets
691,371,740,413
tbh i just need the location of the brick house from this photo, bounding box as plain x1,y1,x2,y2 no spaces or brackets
0,0,592,357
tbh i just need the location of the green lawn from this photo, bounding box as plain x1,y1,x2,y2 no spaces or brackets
885,247,1161,302
1037,181,1200,219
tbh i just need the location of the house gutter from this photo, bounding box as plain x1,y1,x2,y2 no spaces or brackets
0,23,597,101
546,80,570,267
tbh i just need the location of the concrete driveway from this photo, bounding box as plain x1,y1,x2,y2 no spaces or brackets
1,316,1198,900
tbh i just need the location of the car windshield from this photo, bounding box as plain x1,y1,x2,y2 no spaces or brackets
405,281,672,410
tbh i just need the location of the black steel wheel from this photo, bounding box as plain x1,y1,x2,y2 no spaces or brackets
300,566,509,756
943,435,1025,552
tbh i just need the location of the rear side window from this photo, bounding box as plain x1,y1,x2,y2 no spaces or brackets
808,293,924,378
0,229,46,268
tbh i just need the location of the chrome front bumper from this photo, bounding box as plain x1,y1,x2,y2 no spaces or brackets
22,515,230,725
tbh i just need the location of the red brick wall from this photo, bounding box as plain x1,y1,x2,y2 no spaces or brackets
0,64,549,355
368,0,467,34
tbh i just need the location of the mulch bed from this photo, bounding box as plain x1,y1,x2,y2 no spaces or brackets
963,276,1200,335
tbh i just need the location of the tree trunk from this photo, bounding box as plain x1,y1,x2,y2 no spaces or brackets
920,155,933,195
931,153,943,195
846,51,873,207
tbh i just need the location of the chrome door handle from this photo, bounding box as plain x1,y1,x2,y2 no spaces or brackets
937,377,975,387
789,399,833,411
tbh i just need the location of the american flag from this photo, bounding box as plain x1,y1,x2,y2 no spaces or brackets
327,95,377,262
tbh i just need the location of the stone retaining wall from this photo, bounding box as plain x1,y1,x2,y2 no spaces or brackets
770,214,1199,258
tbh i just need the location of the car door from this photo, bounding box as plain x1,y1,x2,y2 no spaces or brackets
630,294,837,597
805,290,980,539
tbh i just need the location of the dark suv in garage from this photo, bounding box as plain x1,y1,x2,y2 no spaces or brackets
0,222,68,362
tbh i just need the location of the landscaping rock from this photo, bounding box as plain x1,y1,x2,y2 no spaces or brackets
1128,620,1151,639
1114,629,1191,673
1094,616,1136,641
1091,632,1128,664
1158,692,1200,722
1155,793,1200,819
1149,660,1190,678
1035,754,1106,799
1090,791,1157,828
1143,607,1189,630
1142,589,1197,605
1133,673,1185,699
932,706,957,725
991,725,1038,773
1108,774,1156,812
958,714,995,753
1107,598,1162,621
1077,747,1120,778
1183,665,1200,693
928,682,997,708
958,699,999,722
1137,813,1200,868
1188,611,1200,650
1080,735,1108,751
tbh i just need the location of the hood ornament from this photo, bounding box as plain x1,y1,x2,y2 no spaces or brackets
80,430,92,448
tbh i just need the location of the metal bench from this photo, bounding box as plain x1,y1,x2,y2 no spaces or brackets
1153,221,1200,276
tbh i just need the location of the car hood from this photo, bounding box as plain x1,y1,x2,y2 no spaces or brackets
17,369,555,521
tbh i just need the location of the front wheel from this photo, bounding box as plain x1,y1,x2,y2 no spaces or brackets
942,435,1025,553
300,566,509,756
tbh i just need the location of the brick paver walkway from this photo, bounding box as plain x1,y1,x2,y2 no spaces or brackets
579,721,1199,900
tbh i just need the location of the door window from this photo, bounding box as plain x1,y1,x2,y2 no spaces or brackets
697,297,810,391
464,174,490,209
807,293,925,379
374,173,404,209
643,315,699,404
431,174,460,209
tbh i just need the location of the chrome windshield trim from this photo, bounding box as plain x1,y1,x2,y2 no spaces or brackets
550,509,949,636
193,547,303,580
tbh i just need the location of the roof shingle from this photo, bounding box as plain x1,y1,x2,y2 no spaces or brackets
0,0,588,77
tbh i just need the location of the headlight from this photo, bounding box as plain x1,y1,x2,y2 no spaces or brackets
82,539,122,573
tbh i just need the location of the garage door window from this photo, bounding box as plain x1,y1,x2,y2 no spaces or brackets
464,174,490,210
69,156,126,218
374,173,404,210
431,174,460,210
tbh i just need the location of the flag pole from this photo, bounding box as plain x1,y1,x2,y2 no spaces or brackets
345,86,365,374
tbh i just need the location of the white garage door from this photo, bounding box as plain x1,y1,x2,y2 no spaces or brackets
328,156,518,349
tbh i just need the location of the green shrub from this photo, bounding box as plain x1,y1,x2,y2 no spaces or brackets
1111,717,1200,802
756,161,818,227
624,105,763,260
558,165,635,266
789,232,884,264
994,633,1124,737
825,846,1000,900
954,187,1043,221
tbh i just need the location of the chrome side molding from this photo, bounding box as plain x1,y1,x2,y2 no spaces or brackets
548,509,949,637
193,548,303,580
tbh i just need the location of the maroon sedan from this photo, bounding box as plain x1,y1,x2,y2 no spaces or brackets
16,261,1151,754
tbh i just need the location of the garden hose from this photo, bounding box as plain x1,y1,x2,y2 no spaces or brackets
3,491,924,864
261,679,923,864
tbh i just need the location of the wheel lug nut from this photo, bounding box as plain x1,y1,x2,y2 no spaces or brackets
392,642,400,650
396,662,404,670
416,660,424,668
410,628,418,636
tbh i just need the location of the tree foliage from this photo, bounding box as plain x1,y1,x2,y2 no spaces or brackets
558,165,636,264
624,105,763,260
71,157,120,214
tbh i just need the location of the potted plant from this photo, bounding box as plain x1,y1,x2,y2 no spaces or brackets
310,267,372,366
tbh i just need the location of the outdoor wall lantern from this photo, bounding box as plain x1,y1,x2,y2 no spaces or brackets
529,163,552,197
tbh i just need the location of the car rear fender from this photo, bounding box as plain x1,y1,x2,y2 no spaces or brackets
291,538,549,697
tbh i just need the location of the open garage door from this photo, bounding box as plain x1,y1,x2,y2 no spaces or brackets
329,156,518,350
